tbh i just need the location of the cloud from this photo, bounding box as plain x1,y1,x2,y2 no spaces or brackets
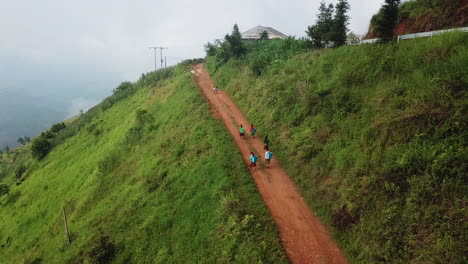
66,97,100,118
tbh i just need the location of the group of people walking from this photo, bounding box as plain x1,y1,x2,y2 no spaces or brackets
239,124,273,172
213,84,273,172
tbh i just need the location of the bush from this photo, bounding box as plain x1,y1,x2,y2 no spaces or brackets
31,136,52,160
50,122,66,133
0,183,10,197
85,236,116,264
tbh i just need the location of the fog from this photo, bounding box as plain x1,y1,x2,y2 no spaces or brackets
0,0,382,148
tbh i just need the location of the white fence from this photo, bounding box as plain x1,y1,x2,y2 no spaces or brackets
357,26,468,45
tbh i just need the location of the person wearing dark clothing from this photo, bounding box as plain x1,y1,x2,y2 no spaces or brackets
264,134,270,151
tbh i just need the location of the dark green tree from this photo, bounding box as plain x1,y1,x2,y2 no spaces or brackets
204,41,218,57
41,130,55,139
376,0,401,43
31,136,52,160
224,24,246,58
260,30,269,41
17,137,25,145
113,82,133,94
50,122,66,134
3,145,9,154
332,0,350,47
306,1,334,48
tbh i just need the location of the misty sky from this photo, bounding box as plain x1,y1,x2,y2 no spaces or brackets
0,0,383,148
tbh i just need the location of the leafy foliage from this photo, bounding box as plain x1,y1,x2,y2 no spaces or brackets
0,183,10,197
332,0,351,47
31,136,51,160
306,1,335,48
50,122,66,133
375,0,401,43
260,30,270,40
204,42,218,57
204,24,247,65
306,0,351,47
225,24,247,58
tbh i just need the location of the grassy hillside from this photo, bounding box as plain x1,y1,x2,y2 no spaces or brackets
0,63,288,263
206,32,467,263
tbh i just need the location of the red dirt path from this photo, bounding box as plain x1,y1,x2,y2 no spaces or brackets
192,64,349,264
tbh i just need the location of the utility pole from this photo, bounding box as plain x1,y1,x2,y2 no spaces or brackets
149,47,158,71
159,47,168,69
149,46,168,71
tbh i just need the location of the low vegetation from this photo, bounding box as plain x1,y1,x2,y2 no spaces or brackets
0,64,287,263
206,32,468,263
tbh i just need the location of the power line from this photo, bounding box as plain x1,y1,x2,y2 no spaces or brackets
148,46,168,71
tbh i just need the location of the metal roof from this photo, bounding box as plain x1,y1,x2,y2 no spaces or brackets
241,25,288,40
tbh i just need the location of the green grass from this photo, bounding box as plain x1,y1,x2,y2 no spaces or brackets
206,32,468,263
0,65,287,263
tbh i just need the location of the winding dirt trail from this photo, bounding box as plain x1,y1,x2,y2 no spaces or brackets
192,64,348,264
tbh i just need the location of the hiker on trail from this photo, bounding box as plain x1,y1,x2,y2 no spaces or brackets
249,152,258,171
239,125,245,139
265,150,273,168
264,134,270,151
249,124,257,138
213,86,219,93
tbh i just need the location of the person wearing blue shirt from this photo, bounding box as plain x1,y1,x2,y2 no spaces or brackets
265,150,273,168
249,152,258,171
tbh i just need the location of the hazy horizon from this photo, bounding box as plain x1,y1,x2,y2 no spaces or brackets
0,0,383,148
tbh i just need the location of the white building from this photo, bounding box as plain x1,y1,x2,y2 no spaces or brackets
241,25,288,40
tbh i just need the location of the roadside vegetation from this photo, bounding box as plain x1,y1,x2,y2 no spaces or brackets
0,63,287,263
205,32,468,263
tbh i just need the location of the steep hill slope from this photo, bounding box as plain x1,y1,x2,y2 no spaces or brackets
0,64,287,263
206,32,467,263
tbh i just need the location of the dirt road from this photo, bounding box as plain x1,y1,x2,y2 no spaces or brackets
192,64,348,264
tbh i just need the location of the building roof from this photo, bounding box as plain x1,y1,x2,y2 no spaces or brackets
241,25,288,40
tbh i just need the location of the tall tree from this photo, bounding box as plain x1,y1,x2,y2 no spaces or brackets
332,0,350,47
260,30,269,41
376,0,401,43
306,1,334,48
224,24,246,58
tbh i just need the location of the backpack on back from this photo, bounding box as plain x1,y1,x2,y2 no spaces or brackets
251,156,257,162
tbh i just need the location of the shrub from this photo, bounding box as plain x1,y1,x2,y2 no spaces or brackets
85,236,116,264
31,136,52,160
0,183,10,197
15,165,26,179
50,122,66,133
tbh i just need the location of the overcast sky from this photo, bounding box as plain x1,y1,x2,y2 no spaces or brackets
1,0,383,82
0,0,383,147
